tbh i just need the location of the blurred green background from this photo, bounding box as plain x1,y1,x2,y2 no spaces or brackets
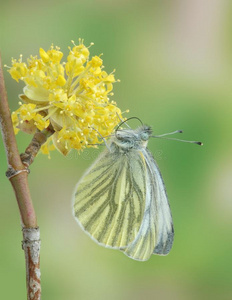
1,0,232,299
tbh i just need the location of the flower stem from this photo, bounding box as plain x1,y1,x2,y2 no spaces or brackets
20,126,54,167
0,52,41,300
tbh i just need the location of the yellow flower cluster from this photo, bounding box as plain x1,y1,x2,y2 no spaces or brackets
8,39,126,156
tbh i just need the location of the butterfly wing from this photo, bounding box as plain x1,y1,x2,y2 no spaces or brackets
73,148,147,249
122,149,174,261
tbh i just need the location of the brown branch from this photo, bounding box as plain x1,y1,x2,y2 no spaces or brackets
0,52,41,300
22,228,41,300
21,126,54,167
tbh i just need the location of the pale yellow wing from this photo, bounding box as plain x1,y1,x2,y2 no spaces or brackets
73,149,147,249
122,149,174,261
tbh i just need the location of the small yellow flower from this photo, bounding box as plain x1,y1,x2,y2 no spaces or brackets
8,39,126,156
8,57,28,82
11,111,20,134
40,139,56,158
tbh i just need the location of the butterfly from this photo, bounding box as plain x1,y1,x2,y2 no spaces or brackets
72,118,202,261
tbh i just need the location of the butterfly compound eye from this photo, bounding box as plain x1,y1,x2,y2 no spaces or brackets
140,132,149,141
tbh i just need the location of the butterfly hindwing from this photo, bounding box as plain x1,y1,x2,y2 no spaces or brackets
73,148,147,249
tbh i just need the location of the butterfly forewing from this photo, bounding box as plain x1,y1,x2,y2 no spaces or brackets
122,149,174,261
73,148,147,249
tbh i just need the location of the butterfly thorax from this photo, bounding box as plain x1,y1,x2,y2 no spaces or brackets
109,125,153,152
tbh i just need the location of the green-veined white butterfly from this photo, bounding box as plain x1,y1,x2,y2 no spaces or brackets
73,119,202,261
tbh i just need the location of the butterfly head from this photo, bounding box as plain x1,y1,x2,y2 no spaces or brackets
113,125,153,150
138,125,153,141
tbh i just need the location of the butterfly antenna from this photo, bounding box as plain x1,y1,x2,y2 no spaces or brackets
153,130,183,137
153,136,203,145
152,130,202,145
